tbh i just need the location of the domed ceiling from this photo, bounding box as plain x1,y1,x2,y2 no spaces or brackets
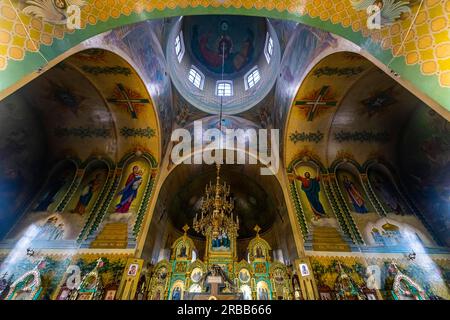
164,164,279,239
167,15,281,115
184,15,266,76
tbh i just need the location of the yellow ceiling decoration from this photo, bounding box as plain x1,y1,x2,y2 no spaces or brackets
0,0,448,88
285,52,374,166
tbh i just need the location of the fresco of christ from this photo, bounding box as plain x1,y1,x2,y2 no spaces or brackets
293,171,326,220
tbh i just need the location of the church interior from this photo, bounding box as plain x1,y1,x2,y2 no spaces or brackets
0,1,449,301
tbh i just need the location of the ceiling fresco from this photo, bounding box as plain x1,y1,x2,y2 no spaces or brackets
66,49,160,163
184,15,266,75
284,51,375,167
15,61,117,162
0,94,47,237
399,107,450,246
168,168,276,239
0,1,448,114
273,23,339,136
284,50,440,170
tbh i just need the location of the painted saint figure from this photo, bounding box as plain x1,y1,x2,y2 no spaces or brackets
370,172,404,215
115,166,144,213
34,175,68,212
342,175,368,213
172,287,181,300
72,173,102,215
294,171,326,219
212,232,230,250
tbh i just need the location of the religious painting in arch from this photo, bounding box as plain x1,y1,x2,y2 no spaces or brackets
367,166,411,216
176,241,190,259
292,163,337,229
253,244,266,260
5,161,77,241
256,281,271,300
107,158,151,222
170,281,184,300
336,168,373,214
238,268,251,284
211,231,231,252
58,161,109,240
32,162,77,214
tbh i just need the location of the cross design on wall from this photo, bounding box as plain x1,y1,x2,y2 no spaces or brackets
107,83,150,119
295,85,337,121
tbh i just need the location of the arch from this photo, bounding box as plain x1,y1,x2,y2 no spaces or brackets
117,150,158,169
80,155,115,170
30,158,79,214
287,156,327,174
284,50,448,175
1,3,448,113
143,145,302,263
329,157,364,174
3,158,79,241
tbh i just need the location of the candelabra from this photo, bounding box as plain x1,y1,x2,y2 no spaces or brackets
193,164,239,239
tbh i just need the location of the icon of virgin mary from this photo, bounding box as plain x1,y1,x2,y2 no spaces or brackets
115,166,144,213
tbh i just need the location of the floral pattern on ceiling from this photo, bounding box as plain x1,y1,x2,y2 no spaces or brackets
0,0,448,112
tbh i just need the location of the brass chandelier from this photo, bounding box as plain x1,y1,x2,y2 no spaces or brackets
193,39,239,240
193,164,239,239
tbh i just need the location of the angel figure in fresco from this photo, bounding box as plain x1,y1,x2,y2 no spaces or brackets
350,0,411,26
342,175,368,213
22,0,87,25
71,173,102,215
291,170,326,220
115,166,144,213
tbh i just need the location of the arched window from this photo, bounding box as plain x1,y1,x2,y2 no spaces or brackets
174,31,185,62
245,66,261,90
188,66,204,90
264,33,274,64
216,80,233,97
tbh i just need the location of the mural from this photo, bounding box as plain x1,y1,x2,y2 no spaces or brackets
399,107,450,246
290,163,354,251
0,95,47,238
88,156,153,248
69,165,107,216
6,161,75,241
368,167,410,215
366,218,432,248
336,168,371,214
110,159,149,218
104,21,172,153
58,162,109,240
185,15,265,75
292,164,333,225
274,24,337,130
